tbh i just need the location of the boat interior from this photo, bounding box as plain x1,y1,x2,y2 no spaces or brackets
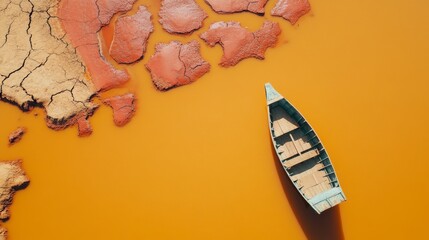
269,101,340,200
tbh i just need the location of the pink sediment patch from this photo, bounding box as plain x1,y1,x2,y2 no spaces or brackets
103,93,136,127
200,21,281,67
271,0,311,25
77,116,93,137
58,0,137,91
8,127,26,146
146,41,210,90
159,0,208,34
110,6,153,64
205,0,268,14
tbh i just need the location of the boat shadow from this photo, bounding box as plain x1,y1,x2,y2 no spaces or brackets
272,148,345,240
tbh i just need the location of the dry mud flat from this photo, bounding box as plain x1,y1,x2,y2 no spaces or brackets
0,0,138,136
0,0,97,133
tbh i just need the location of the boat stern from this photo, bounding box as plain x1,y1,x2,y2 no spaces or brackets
308,187,346,214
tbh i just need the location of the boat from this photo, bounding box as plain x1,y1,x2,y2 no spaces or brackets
265,83,346,214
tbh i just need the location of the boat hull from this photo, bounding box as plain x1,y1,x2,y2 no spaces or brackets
265,83,346,214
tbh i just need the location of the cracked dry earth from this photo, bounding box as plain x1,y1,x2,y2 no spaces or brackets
0,0,139,136
0,0,97,132
0,160,29,240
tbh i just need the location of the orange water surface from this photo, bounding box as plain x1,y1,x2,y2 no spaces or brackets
1,0,428,239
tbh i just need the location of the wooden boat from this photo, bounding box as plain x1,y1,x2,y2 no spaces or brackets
265,83,346,214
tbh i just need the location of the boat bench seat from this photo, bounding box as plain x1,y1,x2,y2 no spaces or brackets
283,149,319,169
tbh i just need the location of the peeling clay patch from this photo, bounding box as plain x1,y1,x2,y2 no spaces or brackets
58,0,136,91
75,111,97,137
110,6,153,64
271,0,311,25
200,21,281,67
8,127,26,146
0,160,29,238
205,0,268,15
159,0,208,34
146,41,210,90
103,93,136,127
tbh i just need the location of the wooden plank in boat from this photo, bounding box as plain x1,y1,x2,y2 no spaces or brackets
279,140,298,160
271,106,299,137
283,149,319,169
291,130,312,152
290,162,325,182
303,180,332,199
295,169,328,189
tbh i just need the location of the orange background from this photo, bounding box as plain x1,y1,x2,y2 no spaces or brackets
1,0,428,239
